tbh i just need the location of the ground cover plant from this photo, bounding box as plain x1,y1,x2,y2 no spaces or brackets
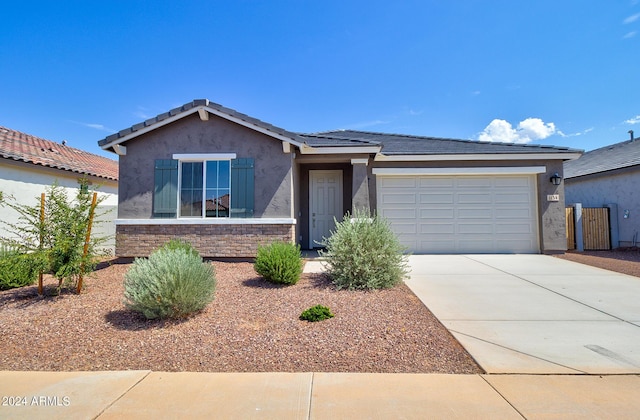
299,304,334,322
320,209,410,290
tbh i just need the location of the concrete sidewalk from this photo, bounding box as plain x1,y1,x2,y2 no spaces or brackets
405,254,640,374
2,370,640,419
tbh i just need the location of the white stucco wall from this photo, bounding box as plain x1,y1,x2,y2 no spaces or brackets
0,161,118,254
565,167,640,248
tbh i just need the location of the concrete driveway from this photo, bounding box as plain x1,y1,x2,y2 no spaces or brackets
405,254,640,374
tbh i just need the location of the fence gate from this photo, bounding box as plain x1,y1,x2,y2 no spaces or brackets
566,206,611,251
566,207,576,250
582,207,611,250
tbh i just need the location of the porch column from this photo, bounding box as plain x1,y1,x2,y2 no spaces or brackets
351,158,371,213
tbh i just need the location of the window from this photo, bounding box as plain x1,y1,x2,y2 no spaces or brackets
179,160,230,218
154,156,254,219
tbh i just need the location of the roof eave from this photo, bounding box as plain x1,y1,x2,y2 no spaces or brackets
99,104,305,153
374,152,583,162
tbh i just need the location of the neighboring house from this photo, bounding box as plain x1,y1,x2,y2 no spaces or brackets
0,126,119,252
564,135,640,248
98,99,581,258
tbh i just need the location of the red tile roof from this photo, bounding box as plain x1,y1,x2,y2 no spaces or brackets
0,126,118,181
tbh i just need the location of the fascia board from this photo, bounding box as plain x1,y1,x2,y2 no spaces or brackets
300,146,381,155
100,105,304,150
374,153,583,161
372,166,547,176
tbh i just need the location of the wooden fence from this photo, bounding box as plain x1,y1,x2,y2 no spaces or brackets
566,206,611,251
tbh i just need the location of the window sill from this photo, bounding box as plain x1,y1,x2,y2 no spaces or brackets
115,218,296,225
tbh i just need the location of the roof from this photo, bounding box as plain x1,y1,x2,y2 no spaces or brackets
97,99,581,160
98,99,306,153
564,138,640,179
302,130,582,156
0,126,118,181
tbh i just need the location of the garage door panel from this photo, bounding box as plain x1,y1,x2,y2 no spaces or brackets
457,193,493,204
380,177,416,188
420,208,454,219
420,178,454,188
377,174,539,254
456,178,492,188
392,223,418,234
380,193,417,204
495,192,531,204
420,223,455,234
494,177,531,187
420,193,454,204
381,208,416,219
458,223,494,234
458,208,492,219
495,208,532,218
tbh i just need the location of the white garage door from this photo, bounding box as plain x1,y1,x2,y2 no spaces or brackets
377,175,539,253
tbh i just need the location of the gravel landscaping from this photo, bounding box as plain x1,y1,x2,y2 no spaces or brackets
555,248,640,278
0,260,482,374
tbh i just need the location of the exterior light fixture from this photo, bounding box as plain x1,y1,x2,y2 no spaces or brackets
550,173,562,185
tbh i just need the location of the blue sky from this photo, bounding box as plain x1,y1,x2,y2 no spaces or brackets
2,1,640,158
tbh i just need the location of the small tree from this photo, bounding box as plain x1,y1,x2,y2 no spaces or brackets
0,178,111,292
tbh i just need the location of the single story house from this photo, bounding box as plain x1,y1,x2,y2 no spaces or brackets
0,125,119,252
564,134,640,248
98,99,581,257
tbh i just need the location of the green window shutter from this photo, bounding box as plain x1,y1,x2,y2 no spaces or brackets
153,159,178,218
231,158,254,218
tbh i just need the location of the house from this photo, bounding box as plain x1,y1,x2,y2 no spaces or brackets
98,99,581,258
564,134,640,248
0,126,119,252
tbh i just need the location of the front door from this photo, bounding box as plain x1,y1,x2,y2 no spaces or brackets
309,170,343,248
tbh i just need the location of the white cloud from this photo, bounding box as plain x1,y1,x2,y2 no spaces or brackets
623,31,637,39
625,115,640,124
345,119,390,130
478,118,557,144
624,13,640,24
70,121,114,133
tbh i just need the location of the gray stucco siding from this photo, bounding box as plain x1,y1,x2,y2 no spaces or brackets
117,113,293,219
566,166,640,247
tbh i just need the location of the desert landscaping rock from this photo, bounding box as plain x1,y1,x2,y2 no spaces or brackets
0,261,481,374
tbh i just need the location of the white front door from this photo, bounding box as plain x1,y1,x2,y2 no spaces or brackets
309,170,343,248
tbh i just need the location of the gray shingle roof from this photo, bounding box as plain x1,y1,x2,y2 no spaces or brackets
564,138,640,179
302,130,581,155
98,99,305,149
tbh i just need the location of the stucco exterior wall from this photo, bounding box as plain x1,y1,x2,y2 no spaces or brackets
117,113,293,219
0,160,118,253
565,166,640,247
368,159,568,254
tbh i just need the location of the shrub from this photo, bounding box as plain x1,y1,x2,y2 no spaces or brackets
123,245,216,319
300,305,334,322
254,241,303,285
159,238,200,258
319,208,410,290
0,247,45,290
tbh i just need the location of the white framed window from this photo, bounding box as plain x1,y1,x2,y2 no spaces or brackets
175,154,235,218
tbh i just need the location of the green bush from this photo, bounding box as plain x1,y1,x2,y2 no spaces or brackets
319,209,410,290
123,245,216,319
299,305,334,322
158,238,200,258
254,241,303,285
0,248,45,290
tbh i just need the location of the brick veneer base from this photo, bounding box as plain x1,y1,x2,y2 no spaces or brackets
115,223,296,258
